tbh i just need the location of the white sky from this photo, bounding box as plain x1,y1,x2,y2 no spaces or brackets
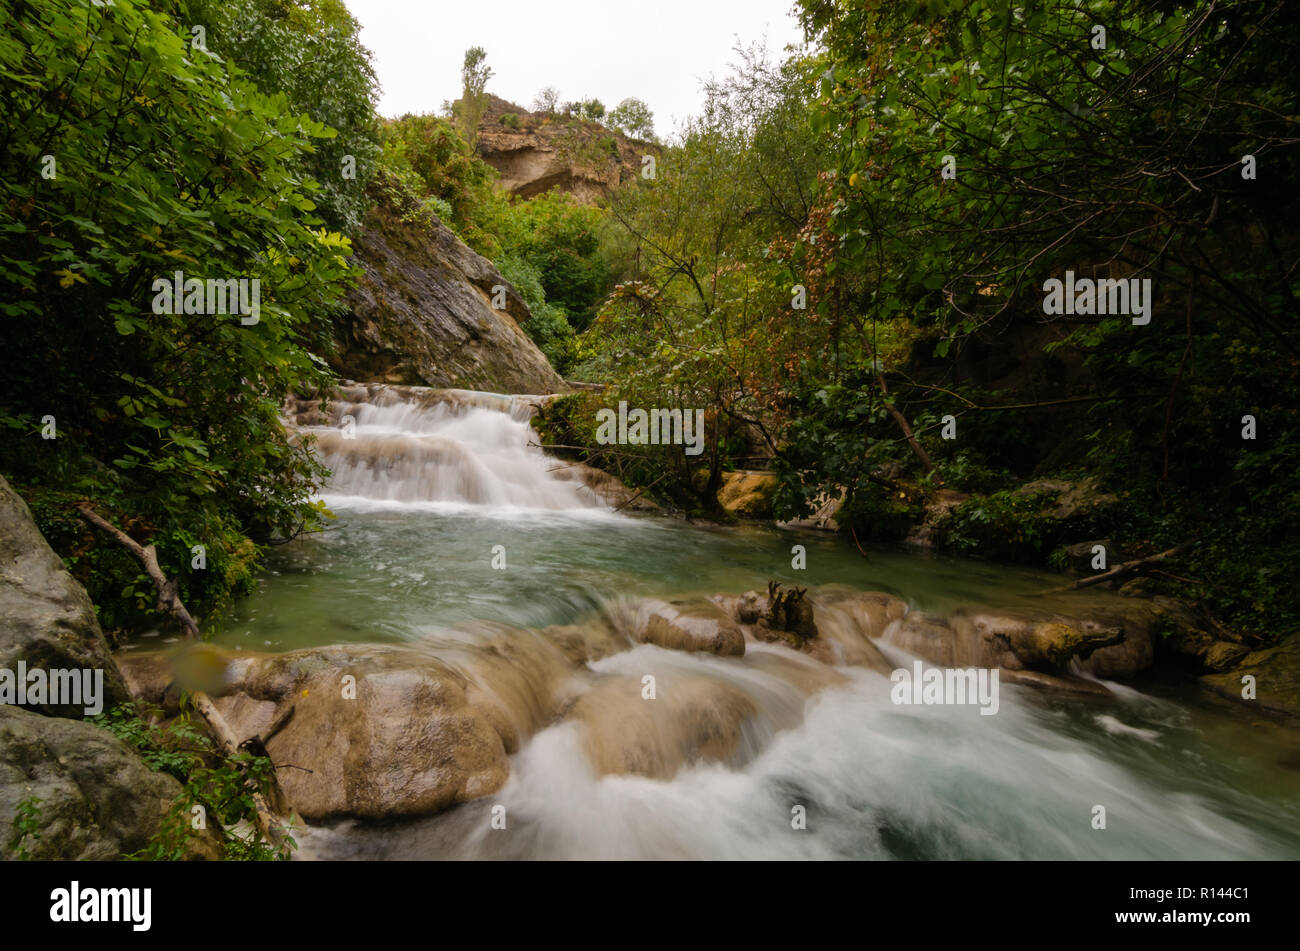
343,0,806,136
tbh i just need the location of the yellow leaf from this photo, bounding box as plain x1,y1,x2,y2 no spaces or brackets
54,268,87,288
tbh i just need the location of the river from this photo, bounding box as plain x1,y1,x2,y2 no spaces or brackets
210,389,1300,859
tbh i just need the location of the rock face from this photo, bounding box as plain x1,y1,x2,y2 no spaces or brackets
0,475,129,717
475,95,648,205
0,705,184,860
0,474,190,859
335,192,565,394
1201,635,1300,718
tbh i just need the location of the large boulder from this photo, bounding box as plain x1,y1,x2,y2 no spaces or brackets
947,608,1126,671
1201,635,1300,719
561,674,757,779
713,585,900,671
0,705,193,860
120,643,517,822
335,189,565,394
716,471,778,519
0,476,129,717
550,461,662,512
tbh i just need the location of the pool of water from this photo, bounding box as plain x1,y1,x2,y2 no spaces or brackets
213,502,1300,860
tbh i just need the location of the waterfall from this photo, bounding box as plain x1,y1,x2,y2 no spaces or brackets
293,387,605,512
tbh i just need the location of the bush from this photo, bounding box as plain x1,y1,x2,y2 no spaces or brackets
91,703,293,861
0,0,350,633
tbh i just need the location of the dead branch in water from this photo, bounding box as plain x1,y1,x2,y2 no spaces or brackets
1036,542,1193,595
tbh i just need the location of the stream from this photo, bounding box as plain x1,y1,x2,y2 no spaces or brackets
210,389,1300,860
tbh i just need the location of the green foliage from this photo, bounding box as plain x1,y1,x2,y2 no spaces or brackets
607,97,655,140
500,112,521,129
934,490,1068,563
773,0,1300,639
0,0,353,632
9,797,42,861
583,46,826,508
496,254,576,373
484,190,612,330
185,0,381,233
91,703,293,861
378,113,501,251
533,392,682,505
456,46,493,146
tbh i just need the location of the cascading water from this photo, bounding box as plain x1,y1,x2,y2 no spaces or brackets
299,390,604,512
215,387,1300,860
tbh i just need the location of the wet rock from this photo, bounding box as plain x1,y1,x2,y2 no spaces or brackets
0,475,129,717
615,599,746,657
563,674,757,779
1000,669,1112,696
717,586,900,671
550,461,661,512
1127,597,1252,673
947,609,1125,672
796,588,902,672
1201,635,1300,719
120,644,515,821
880,611,957,666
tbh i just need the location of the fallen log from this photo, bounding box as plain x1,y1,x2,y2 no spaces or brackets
1036,542,1193,595
76,502,293,851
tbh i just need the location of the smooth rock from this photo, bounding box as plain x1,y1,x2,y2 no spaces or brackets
0,475,129,717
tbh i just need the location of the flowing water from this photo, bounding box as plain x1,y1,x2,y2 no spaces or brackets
214,390,1300,860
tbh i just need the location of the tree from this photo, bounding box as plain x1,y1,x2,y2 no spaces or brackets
788,0,1300,637
588,51,824,510
457,46,493,147
0,0,355,628
186,0,381,234
532,86,560,115
607,97,655,140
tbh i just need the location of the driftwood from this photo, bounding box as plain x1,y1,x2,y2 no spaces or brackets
766,581,818,642
1037,542,1193,595
76,502,293,850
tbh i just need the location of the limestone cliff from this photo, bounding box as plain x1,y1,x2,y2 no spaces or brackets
334,189,566,394
475,95,651,204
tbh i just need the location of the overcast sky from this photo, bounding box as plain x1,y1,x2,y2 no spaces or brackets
343,0,806,136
